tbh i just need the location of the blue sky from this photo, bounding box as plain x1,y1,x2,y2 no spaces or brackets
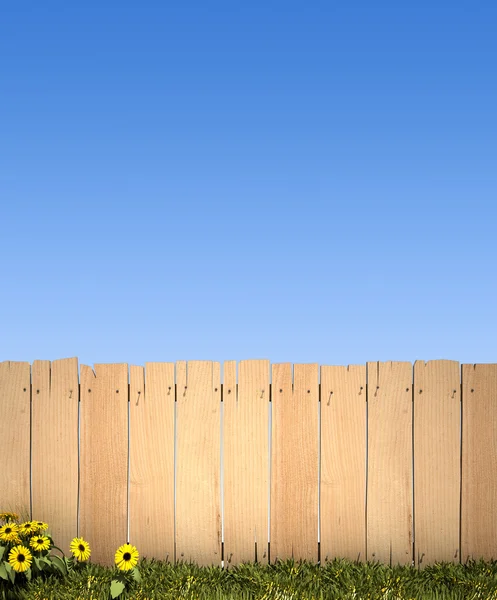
1,1,496,368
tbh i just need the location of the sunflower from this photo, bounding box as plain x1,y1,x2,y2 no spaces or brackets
29,535,51,552
115,543,139,571
8,545,33,573
32,520,49,533
0,511,20,522
0,522,22,543
70,537,91,562
18,521,37,536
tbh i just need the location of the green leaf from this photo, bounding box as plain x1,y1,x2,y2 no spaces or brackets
38,557,52,568
130,567,141,583
110,579,126,598
5,563,15,584
25,567,32,581
0,547,5,561
0,561,8,580
50,555,68,576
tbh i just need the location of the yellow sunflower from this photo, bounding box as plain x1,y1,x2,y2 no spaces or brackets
18,521,37,536
29,535,51,552
115,543,139,571
8,545,33,573
0,511,20,522
70,537,91,562
32,520,49,533
0,522,22,543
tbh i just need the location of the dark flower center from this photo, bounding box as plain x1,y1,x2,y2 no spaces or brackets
124,553,131,561
6,527,12,534
79,544,85,552
18,554,25,562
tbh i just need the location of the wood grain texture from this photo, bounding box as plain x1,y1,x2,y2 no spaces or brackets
6,357,497,567
176,361,221,566
224,359,270,566
31,358,79,554
0,361,31,517
461,363,497,562
79,364,128,566
129,363,175,562
413,360,460,567
367,361,413,566
320,364,366,562
270,363,319,562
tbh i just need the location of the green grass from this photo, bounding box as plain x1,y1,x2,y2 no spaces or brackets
5,555,497,600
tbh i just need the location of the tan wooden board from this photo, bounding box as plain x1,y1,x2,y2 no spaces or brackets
270,363,319,562
0,361,31,517
320,364,367,563
31,358,79,554
367,361,413,565
175,361,221,566
224,359,270,566
129,363,175,563
222,360,236,563
79,364,128,566
461,364,497,562
413,360,460,567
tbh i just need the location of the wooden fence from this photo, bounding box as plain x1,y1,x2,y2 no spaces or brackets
1,359,496,569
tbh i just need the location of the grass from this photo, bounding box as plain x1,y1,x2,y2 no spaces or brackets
6,555,497,600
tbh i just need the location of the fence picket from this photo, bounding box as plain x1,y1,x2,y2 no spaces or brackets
32,358,78,554
176,361,221,566
367,361,413,566
0,361,31,517
129,362,175,562
461,363,497,562
413,360,460,566
79,364,128,566
320,364,366,562
224,359,270,566
271,363,318,562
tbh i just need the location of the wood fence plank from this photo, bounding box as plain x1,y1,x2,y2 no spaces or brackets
129,363,175,563
0,361,31,518
222,360,236,561
367,361,413,566
224,359,269,566
176,361,221,566
271,363,319,562
413,360,460,567
461,363,497,562
320,364,366,562
32,358,79,555
31,361,51,523
270,363,292,562
80,364,128,566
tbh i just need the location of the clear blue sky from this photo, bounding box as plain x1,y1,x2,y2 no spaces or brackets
2,1,496,368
